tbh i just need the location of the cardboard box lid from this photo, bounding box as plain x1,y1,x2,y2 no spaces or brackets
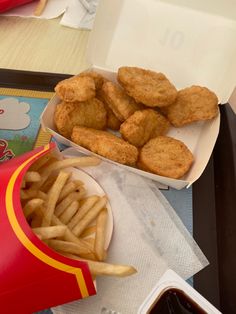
87,0,236,104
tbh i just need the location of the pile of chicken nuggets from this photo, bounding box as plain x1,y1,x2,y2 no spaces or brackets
54,66,219,179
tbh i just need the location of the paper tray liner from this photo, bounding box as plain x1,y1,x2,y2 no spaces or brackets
0,143,96,314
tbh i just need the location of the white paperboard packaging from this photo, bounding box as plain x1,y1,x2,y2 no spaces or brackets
41,0,236,189
138,269,221,314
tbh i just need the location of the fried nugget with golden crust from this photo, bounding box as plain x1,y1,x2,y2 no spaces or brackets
54,98,107,138
75,70,117,127
71,126,138,166
118,67,177,108
120,109,170,147
103,102,122,130
55,76,95,102
97,87,121,130
100,81,142,122
138,136,194,179
79,71,107,90
165,86,219,127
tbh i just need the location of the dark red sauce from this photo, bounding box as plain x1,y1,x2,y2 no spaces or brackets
148,288,207,314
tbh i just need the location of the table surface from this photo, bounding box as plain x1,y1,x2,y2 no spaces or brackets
0,16,90,74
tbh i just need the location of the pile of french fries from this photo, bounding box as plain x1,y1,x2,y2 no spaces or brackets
20,150,136,278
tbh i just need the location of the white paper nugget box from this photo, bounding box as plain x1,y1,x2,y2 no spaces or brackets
41,0,236,190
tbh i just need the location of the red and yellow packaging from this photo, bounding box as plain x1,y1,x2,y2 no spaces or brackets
0,143,96,314
0,0,34,13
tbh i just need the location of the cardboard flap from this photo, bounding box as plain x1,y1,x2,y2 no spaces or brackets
88,0,236,103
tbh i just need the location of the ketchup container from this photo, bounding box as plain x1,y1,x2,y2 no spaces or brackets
138,270,221,314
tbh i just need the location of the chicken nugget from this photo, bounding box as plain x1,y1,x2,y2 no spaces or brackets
118,66,177,107
120,109,170,147
79,71,107,90
71,126,138,166
55,76,95,102
97,88,121,130
103,102,122,130
54,98,107,138
138,136,194,179
165,86,219,127
100,81,141,122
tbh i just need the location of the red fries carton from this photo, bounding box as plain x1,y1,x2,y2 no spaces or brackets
0,0,34,13
0,143,96,314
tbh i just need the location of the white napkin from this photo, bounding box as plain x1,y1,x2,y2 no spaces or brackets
60,0,98,29
52,150,208,314
0,0,99,30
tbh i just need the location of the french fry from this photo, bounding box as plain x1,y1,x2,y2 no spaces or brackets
48,156,101,169
23,198,44,218
73,180,84,186
57,250,98,262
33,226,67,240
30,156,101,190
83,237,95,247
77,252,97,261
82,238,97,255
21,190,47,203
58,180,82,203
24,171,41,183
94,209,108,261
55,188,85,217
59,201,79,225
37,157,59,175
85,259,137,277
20,189,38,200
30,213,42,228
80,225,97,238
47,239,92,257
41,171,70,226
59,252,137,277
34,0,48,16
29,153,52,171
34,205,93,251
50,214,92,250
72,196,107,237
37,191,47,201
68,195,99,229
40,173,58,193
